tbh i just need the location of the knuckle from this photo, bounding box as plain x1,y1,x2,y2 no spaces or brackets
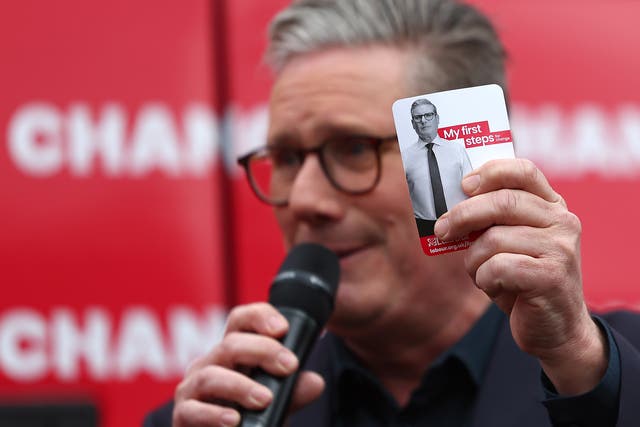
448,198,473,226
175,365,222,402
464,251,477,278
224,307,245,332
226,302,278,334
174,378,190,402
192,365,215,393
172,402,189,425
517,158,539,183
555,193,568,208
550,209,582,242
248,301,275,313
219,332,243,356
488,253,508,278
492,189,518,216
227,304,248,320
482,227,502,252
474,261,496,294
227,302,264,321
227,303,254,321
466,230,499,278
172,400,213,427
562,210,582,233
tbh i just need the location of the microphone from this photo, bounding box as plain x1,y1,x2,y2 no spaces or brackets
240,242,340,427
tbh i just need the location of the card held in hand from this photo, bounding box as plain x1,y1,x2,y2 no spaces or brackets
392,84,515,256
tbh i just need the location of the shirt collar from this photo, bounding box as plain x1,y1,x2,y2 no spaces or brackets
438,302,503,386
329,303,504,397
419,135,442,146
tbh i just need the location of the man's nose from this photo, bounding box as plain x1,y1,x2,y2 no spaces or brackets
287,154,345,222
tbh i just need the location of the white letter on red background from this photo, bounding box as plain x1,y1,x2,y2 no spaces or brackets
51,307,110,381
67,104,127,177
114,307,168,379
183,105,218,176
0,308,48,381
8,103,63,177
129,104,181,177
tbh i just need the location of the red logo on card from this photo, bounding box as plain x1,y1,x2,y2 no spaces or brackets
438,121,511,148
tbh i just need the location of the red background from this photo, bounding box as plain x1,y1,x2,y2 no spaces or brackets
1,1,638,426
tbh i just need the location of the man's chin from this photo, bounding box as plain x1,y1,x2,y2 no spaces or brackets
327,307,379,336
327,282,385,332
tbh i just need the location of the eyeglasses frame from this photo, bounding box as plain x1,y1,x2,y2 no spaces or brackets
237,134,398,207
411,112,437,122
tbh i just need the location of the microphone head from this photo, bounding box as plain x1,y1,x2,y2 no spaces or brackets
269,243,340,326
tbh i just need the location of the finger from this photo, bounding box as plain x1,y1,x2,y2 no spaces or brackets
188,302,290,374
461,158,563,205
188,332,298,375
173,398,241,427
473,252,537,316
225,302,289,336
474,252,543,300
436,188,561,240
465,225,550,281
176,365,273,411
289,371,325,413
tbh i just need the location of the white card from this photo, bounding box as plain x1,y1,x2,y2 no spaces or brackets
392,84,515,255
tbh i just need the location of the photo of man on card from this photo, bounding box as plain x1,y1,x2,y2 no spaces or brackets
401,98,472,237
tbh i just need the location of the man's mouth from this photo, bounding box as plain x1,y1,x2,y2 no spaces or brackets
292,238,374,265
330,244,373,265
333,247,361,259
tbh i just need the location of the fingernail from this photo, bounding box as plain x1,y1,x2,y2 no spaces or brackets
248,385,272,406
434,216,449,239
267,315,287,333
277,350,298,371
221,409,240,427
462,174,480,195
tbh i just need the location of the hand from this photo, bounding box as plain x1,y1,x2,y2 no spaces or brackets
172,302,324,427
434,158,607,395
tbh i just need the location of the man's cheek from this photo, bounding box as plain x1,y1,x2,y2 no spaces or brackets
273,212,294,245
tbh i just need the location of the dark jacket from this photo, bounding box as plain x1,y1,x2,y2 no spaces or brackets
144,310,640,427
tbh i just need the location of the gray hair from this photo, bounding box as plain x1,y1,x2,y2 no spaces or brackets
266,0,508,100
410,98,438,116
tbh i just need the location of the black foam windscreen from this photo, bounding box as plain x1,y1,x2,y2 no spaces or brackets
269,243,340,326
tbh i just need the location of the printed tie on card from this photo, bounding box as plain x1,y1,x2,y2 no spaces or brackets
427,143,447,218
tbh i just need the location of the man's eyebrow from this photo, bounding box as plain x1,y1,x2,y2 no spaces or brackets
268,124,374,147
267,132,298,148
315,123,375,138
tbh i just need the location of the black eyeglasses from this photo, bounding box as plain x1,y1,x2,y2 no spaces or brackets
412,112,436,122
237,134,397,206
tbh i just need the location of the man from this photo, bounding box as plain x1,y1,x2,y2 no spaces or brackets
145,0,640,426
402,98,473,236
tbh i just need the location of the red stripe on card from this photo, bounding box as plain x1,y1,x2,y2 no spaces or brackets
419,233,480,256
485,130,513,145
438,121,490,140
463,130,513,148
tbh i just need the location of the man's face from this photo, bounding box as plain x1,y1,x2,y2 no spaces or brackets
268,46,444,331
411,103,439,142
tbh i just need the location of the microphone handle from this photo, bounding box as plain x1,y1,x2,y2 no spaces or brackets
240,307,319,427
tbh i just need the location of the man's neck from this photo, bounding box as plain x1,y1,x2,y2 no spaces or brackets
419,134,437,144
341,291,491,406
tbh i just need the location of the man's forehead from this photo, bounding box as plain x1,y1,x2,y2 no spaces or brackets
267,46,410,143
412,103,436,114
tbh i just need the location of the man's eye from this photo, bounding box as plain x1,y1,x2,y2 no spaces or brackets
271,150,299,167
337,139,371,157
